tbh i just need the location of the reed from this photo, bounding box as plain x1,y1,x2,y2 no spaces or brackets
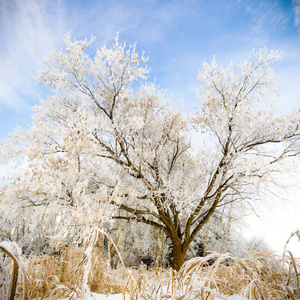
0,241,29,300
1,229,299,299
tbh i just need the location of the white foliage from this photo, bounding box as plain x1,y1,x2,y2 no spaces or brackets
0,35,299,268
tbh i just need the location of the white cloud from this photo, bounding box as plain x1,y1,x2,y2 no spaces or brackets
0,0,65,109
0,0,188,110
241,0,290,46
293,0,300,27
244,0,289,26
67,1,187,46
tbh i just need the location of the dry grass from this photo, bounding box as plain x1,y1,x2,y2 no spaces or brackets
136,250,300,300
25,247,127,299
23,228,130,299
135,230,300,300
1,229,300,299
0,242,29,300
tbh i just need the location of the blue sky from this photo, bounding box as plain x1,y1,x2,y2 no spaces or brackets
0,0,300,140
1,0,300,252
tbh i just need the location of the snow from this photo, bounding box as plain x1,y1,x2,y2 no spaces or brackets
75,293,129,300
223,296,248,300
0,241,22,258
80,292,246,300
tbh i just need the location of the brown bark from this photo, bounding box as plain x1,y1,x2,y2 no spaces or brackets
172,241,185,271
170,236,188,271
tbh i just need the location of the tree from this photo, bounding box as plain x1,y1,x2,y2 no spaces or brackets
1,35,300,271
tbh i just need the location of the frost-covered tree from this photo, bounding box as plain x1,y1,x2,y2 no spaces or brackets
1,35,300,270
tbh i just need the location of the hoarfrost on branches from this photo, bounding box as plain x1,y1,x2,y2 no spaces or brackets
0,35,300,270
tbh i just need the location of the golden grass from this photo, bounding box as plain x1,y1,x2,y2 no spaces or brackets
23,228,130,299
133,230,300,300
135,250,300,299
24,246,128,299
1,229,300,299
0,242,30,300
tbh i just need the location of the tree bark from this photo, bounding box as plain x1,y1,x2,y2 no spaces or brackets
171,237,186,271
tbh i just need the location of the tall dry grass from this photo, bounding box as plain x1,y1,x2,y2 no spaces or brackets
139,251,296,299
0,241,30,300
25,245,129,299
23,227,130,299
129,231,300,299
0,228,300,299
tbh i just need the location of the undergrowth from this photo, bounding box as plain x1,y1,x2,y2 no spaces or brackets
0,228,299,299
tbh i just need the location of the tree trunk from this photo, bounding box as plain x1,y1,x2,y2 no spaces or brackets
171,238,186,271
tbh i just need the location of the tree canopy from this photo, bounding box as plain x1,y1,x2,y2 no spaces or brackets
1,35,300,270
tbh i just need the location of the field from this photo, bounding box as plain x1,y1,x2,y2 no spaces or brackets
1,230,300,300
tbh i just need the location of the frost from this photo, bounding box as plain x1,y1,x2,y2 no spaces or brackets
0,259,9,300
0,36,299,271
0,241,23,262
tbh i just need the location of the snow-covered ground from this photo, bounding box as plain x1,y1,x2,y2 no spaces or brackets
84,293,129,300
81,292,247,299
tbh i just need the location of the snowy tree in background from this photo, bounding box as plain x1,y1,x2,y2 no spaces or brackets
0,35,300,270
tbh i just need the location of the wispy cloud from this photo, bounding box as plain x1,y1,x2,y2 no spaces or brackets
240,0,290,46
0,0,188,108
244,0,289,27
64,0,189,46
0,0,299,136
293,0,300,28
0,0,65,110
